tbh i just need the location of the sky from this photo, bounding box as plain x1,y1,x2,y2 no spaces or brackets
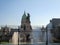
0,0,60,26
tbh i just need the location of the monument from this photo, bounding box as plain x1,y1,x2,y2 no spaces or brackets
20,11,32,42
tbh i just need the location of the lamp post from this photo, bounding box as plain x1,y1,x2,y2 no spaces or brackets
46,26,48,45
18,29,20,45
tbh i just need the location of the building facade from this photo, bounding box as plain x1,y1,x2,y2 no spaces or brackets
49,18,60,42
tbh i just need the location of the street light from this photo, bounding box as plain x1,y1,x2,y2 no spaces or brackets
18,29,20,45
46,26,48,45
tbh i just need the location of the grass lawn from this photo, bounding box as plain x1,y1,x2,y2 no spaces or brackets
0,42,12,44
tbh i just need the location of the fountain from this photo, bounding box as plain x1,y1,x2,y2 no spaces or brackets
12,32,18,44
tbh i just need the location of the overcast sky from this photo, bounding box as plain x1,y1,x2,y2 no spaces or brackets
0,0,60,26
